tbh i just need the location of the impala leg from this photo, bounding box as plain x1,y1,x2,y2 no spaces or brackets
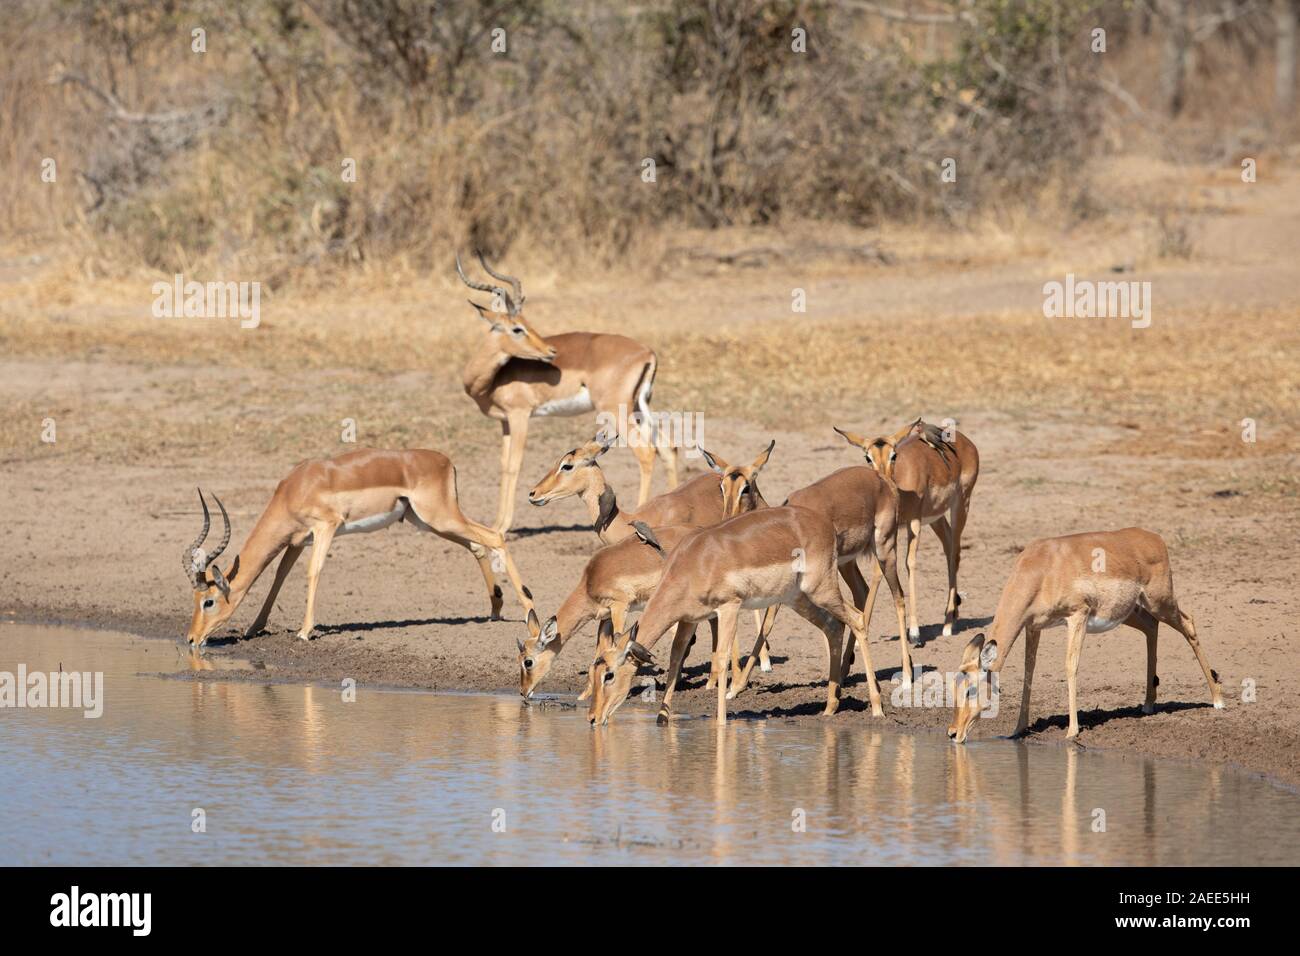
712,605,740,723
629,419,658,507
495,411,530,534
657,622,697,725
246,544,303,637
753,609,772,671
1064,612,1088,738
728,606,778,701
932,512,959,638
494,422,512,532
466,541,505,620
298,524,338,641
905,516,922,643
704,614,722,690
1122,608,1161,714
1157,604,1224,709
790,593,854,717
423,504,535,619
1015,626,1040,736
877,528,911,683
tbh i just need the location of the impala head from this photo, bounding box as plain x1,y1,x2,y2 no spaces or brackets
701,440,775,516
517,609,561,698
833,418,921,480
456,250,556,363
948,633,997,744
586,624,655,727
182,488,237,647
528,432,614,505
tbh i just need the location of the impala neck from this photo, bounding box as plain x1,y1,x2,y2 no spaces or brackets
579,470,628,543
553,588,599,651
219,513,293,611
462,335,512,400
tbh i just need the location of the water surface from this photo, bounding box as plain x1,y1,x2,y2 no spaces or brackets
2,625,1298,865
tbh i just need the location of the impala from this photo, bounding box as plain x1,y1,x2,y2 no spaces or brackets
456,252,678,532
835,417,979,643
948,528,1224,743
518,523,736,700
520,439,777,691
181,448,534,647
527,434,772,545
728,463,913,700
586,506,885,727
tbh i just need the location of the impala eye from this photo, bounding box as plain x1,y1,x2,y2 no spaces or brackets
523,658,534,668
560,462,573,471
603,671,614,683
512,326,525,335
201,598,216,611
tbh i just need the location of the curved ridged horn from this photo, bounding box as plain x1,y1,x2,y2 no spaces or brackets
204,492,232,569
475,251,523,315
456,252,500,295
456,252,515,317
183,488,212,588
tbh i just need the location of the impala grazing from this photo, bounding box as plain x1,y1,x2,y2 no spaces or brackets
519,438,778,693
518,524,740,700
181,448,534,647
947,528,1224,743
836,417,979,643
456,252,678,532
586,506,885,727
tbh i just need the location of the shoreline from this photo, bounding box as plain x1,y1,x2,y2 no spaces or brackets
6,609,1297,793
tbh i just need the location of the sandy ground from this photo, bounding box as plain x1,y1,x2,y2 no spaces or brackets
1,157,1297,787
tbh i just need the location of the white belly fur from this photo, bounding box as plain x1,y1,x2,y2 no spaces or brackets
533,386,595,418
336,501,408,537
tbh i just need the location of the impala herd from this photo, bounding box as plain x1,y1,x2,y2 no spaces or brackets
181,253,1226,743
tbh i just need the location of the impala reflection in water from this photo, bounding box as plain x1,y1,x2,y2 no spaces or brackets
1,625,1298,866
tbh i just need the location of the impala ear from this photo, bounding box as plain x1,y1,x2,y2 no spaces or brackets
700,448,729,474
468,300,506,330
538,617,559,649
833,426,868,450
979,640,998,672
210,564,230,599
516,635,527,653
592,430,615,454
526,608,542,639
750,439,775,473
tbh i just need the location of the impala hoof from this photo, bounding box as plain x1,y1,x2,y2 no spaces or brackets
297,630,312,642
1141,703,1155,715
942,624,953,637
1213,700,1225,710
759,660,772,673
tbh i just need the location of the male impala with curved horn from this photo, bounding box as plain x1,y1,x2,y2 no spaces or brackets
835,417,978,643
456,252,678,532
586,506,885,727
180,448,534,647
948,528,1224,743
521,437,777,687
